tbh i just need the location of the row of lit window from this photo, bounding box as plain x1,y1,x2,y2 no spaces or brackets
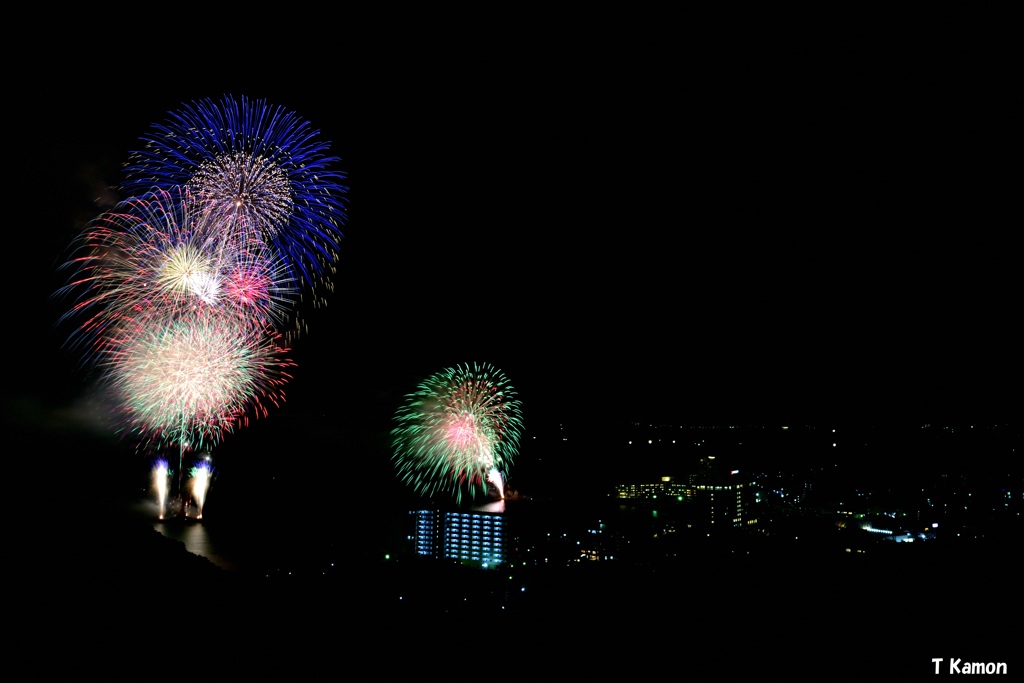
445,532,503,539
692,484,747,491
444,513,501,521
446,552,504,560
444,539,502,547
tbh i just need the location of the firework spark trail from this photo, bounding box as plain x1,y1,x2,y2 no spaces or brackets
391,362,524,504
55,187,300,368
55,188,204,362
120,94,348,290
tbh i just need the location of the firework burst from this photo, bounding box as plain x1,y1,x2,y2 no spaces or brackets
103,306,294,454
54,96,346,519
391,362,524,504
56,187,298,367
120,94,348,289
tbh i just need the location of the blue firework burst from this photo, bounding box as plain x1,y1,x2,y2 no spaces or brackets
120,94,348,287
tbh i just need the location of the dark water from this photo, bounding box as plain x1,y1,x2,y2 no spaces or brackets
130,498,271,573
152,516,248,572
134,494,413,576
141,493,607,576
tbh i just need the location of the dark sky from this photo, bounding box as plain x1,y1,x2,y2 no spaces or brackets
9,15,1018,482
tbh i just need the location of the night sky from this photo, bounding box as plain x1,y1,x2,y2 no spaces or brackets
8,16,1017,498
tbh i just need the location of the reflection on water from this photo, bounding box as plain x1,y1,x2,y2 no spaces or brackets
134,498,250,572
153,520,240,572
139,497,344,576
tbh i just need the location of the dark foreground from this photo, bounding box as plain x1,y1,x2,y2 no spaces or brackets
13,491,1017,679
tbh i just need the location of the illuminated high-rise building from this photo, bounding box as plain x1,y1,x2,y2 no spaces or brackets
407,507,507,569
409,508,440,557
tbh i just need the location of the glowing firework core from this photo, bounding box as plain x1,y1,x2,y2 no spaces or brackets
158,244,220,304
189,152,295,238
